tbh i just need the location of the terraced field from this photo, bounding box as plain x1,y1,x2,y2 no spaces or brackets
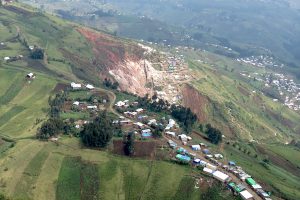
0,68,57,139
0,137,206,200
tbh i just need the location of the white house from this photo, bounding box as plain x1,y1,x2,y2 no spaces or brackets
115,101,126,107
214,154,224,159
73,101,80,106
212,171,229,182
4,57,10,61
86,84,95,90
87,105,97,109
166,131,176,137
136,108,144,113
239,190,253,200
191,144,201,151
26,73,35,79
71,82,81,90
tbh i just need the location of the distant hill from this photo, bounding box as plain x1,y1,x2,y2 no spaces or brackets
22,0,300,80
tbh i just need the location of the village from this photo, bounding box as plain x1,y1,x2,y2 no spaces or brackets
239,71,300,111
41,77,271,200
112,96,272,200
237,55,284,69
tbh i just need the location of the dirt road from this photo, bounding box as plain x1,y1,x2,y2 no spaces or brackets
164,135,263,200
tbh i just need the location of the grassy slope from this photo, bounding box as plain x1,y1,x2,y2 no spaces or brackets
186,49,300,142
181,49,300,199
0,137,202,200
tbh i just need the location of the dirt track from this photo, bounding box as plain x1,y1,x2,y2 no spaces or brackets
164,135,263,200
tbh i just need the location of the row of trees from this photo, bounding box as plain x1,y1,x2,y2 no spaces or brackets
36,118,77,139
48,91,68,118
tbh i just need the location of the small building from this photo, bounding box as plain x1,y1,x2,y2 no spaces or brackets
166,131,176,137
4,57,10,61
168,140,177,149
115,101,126,107
239,190,253,200
26,73,35,79
124,111,137,118
71,82,82,90
178,134,188,142
141,129,152,138
246,178,256,186
202,149,210,154
148,119,157,126
73,101,80,106
136,108,144,113
229,161,236,166
212,171,230,182
86,84,95,90
206,163,217,171
176,147,187,154
175,154,191,163
193,158,201,165
191,144,201,151
87,105,97,110
203,167,214,175
119,120,132,125
200,160,207,167
214,154,223,159
134,122,145,129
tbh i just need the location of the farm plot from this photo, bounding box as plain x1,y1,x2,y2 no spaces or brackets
0,68,57,138
56,156,100,200
13,147,50,200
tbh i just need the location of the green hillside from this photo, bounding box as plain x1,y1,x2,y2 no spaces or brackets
0,3,227,200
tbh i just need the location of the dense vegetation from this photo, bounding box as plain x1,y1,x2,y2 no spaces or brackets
205,124,223,145
137,94,197,133
80,112,113,148
124,131,135,156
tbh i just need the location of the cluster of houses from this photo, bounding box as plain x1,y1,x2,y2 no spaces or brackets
240,71,300,111
166,134,271,200
70,82,95,90
3,54,23,62
113,99,181,139
237,55,283,69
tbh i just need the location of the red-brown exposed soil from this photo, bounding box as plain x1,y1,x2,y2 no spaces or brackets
78,28,143,69
53,83,69,92
113,140,156,158
181,84,209,122
78,28,152,96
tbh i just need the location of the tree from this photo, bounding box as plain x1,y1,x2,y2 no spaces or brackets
30,48,44,59
80,112,113,148
124,132,135,156
153,126,162,138
205,124,222,145
37,118,64,139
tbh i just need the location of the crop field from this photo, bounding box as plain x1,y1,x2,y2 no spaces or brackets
0,68,57,138
0,137,216,200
